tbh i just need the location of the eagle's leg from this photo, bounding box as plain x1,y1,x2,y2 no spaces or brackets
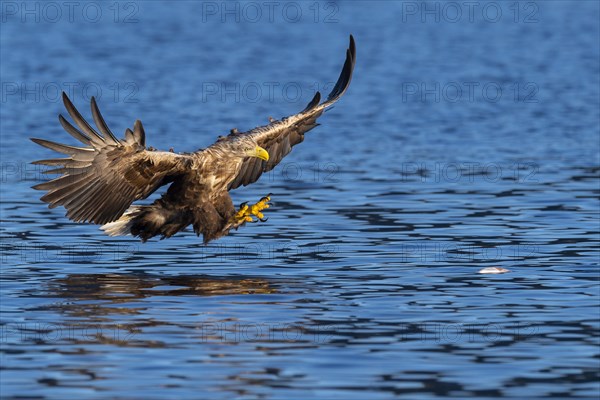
228,194,272,225
249,194,271,222
232,202,254,224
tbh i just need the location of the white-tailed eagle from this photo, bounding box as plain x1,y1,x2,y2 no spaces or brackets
31,35,356,243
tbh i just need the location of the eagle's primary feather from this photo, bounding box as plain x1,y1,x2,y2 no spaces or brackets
31,35,356,243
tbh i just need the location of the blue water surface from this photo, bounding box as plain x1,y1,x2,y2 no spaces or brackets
1,1,599,399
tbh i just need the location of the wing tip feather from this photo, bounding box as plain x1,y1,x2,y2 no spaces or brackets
324,34,356,104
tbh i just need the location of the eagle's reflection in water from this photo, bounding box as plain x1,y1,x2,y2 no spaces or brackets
38,273,283,347
49,273,277,300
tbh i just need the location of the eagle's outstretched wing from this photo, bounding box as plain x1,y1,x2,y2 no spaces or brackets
31,93,194,224
228,35,356,190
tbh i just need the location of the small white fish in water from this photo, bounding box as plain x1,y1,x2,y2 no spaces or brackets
478,267,510,274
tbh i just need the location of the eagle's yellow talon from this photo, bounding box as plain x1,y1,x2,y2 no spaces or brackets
229,195,272,226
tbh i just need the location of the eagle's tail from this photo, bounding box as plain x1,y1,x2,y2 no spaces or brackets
100,206,143,237
100,203,193,242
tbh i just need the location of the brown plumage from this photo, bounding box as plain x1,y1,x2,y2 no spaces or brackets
31,35,356,243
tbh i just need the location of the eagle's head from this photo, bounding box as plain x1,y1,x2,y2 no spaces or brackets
242,144,269,161
228,137,269,161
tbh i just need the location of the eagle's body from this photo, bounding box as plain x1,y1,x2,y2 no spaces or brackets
31,36,356,243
